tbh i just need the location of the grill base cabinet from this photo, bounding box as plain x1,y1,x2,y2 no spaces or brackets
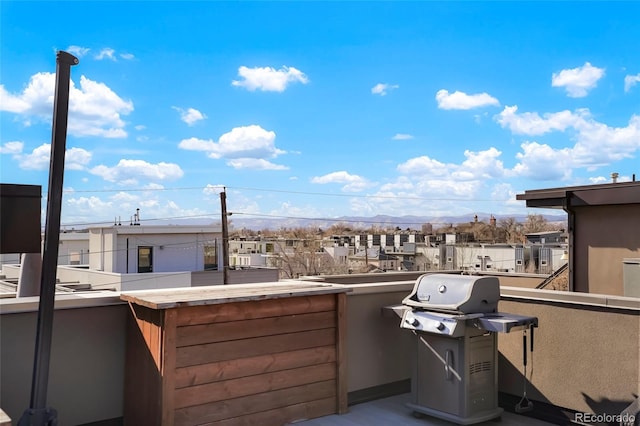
121,284,350,426
409,329,502,425
399,274,538,426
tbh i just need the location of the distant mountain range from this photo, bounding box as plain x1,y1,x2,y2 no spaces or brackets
225,213,568,231
73,213,567,231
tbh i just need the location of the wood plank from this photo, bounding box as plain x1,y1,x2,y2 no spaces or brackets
335,292,348,414
207,397,337,426
174,362,337,409
177,310,336,347
176,328,336,368
123,303,162,425
176,294,336,326
174,380,336,426
148,308,162,373
121,282,350,310
161,308,177,425
175,346,336,388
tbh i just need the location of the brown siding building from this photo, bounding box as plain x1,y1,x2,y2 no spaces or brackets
517,181,640,296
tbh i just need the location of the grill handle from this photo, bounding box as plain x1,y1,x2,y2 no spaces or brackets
522,332,527,367
445,349,453,381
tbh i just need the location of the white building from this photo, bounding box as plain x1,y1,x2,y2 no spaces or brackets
2,224,279,294
89,225,222,274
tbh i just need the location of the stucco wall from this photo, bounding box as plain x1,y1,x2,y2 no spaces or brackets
498,291,640,416
573,204,640,295
345,284,414,393
0,303,127,425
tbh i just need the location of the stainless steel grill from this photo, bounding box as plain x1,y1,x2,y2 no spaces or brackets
397,274,538,425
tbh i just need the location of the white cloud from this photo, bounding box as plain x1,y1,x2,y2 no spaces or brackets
178,125,287,170
95,48,116,61
227,158,289,170
203,184,225,196
65,147,93,170
588,176,609,184
454,148,505,180
16,144,51,170
14,143,92,171
392,133,414,140
397,148,505,183
624,73,640,93
120,53,135,60
378,176,483,202
66,196,113,215
0,73,133,138
372,147,513,208
491,183,521,206
397,156,449,176
90,159,184,184
211,126,283,159
311,171,372,192
551,62,605,97
232,66,309,92
66,45,90,57
134,125,146,131
371,83,399,96
435,89,500,110
0,85,31,113
512,142,574,180
495,106,580,135
497,106,640,171
0,141,24,154
178,137,218,151
173,106,206,125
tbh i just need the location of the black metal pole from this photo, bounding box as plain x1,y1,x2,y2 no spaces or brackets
19,50,78,426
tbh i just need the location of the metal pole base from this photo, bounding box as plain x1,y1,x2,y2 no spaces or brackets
17,408,58,426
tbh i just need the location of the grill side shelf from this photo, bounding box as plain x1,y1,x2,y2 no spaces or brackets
474,313,538,333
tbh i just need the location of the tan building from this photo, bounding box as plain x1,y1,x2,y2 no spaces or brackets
517,180,640,296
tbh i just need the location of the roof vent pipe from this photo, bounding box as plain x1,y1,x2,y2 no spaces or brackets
611,172,619,183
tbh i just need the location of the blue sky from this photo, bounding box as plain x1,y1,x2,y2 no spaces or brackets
1,1,639,228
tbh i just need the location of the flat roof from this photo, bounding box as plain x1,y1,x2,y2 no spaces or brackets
516,181,640,209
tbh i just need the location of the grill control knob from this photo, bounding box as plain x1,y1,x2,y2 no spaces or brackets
410,318,420,327
436,322,445,331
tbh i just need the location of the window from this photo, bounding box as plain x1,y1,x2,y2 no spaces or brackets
138,246,153,273
69,251,81,265
516,259,523,265
204,245,217,271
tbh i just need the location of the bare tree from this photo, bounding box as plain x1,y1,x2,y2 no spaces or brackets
498,217,524,243
522,214,549,234
270,229,337,279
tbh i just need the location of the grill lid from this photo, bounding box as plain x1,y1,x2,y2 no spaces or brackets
402,273,500,314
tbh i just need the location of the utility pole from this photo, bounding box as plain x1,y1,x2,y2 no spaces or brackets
220,188,229,285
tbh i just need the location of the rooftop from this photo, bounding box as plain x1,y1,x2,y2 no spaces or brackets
1,273,638,425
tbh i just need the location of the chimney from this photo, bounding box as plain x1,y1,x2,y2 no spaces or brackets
611,172,619,183
489,215,496,227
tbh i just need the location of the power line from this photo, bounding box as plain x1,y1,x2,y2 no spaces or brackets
61,184,510,202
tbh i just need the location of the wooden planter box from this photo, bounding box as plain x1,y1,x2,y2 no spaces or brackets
121,283,350,425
